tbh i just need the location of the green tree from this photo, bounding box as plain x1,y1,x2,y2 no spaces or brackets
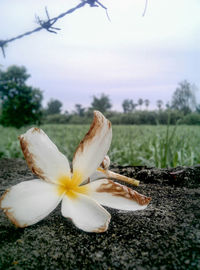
122,99,137,113
171,80,196,114
138,98,143,110
90,93,112,113
46,99,62,115
74,104,85,117
195,104,200,113
0,65,43,128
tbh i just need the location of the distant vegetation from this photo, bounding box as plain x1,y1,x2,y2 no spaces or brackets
0,124,200,168
0,66,43,128
0,65,200,127
42,80,200,126
1,65,199,167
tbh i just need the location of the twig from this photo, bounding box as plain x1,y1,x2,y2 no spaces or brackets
0,0,109,58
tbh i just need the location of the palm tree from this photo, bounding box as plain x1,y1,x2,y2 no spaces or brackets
156,100,163,110
144,99,150,110
138,98,143,110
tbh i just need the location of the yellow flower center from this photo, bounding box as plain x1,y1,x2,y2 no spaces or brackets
57,171,88,199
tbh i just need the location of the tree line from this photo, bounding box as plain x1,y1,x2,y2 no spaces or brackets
0,65,200,128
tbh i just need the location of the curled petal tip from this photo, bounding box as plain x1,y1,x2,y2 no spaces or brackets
100,155,110,170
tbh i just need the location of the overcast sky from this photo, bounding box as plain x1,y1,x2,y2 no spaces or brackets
0,0,200,111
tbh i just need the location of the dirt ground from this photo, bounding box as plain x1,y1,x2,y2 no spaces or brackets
0,158,199,270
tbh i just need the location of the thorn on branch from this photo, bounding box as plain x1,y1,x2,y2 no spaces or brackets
95,0,111,22
0,40,6,58
35,7,61,34
45,6,50,20
83,0,111,21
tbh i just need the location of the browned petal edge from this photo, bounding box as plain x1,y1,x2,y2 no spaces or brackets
31,127,41,133
18,133,45,180
92,221,109,233
73,111,111,158
0,190,27,228
97,180,151,206
4,208,27,228
0,189,9,208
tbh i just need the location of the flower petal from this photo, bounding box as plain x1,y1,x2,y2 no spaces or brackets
72,111,112,184
0,179,62,227
19,128,71,184
86,179,151,211
61,193,111,233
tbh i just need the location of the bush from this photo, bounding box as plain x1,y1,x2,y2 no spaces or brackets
44,114,70,124
181,113,200,125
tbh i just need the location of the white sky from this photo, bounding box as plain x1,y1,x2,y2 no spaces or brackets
0,0,200,111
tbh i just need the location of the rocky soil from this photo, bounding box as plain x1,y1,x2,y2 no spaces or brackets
0,159,199,270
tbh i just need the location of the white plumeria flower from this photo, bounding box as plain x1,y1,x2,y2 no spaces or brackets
0,111,151,233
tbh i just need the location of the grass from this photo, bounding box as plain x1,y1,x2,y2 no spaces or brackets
0,124,200,168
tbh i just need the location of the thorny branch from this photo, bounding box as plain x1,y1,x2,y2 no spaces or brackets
0,0,109,58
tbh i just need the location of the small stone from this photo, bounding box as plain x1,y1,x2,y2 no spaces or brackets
95,251,104,258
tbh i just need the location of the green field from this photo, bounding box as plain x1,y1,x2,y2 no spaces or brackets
0,124,200,168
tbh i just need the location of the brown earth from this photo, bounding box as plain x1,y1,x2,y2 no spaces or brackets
0,158,199,270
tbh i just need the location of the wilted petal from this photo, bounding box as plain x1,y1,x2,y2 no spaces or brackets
61,193,111,232
73,111,112,184
0,179,62,227
86,179,151,211
19,128,71,184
